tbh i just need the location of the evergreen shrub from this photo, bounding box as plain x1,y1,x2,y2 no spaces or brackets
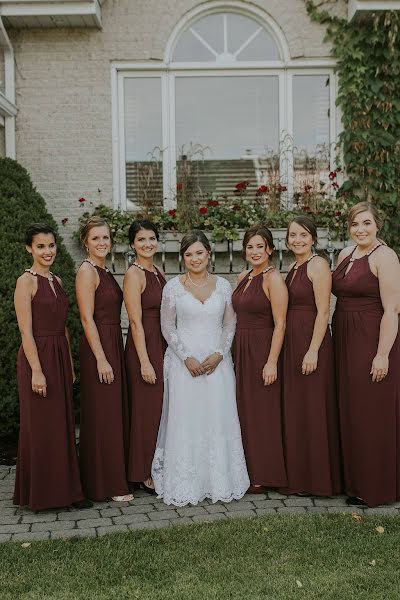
0,158,81,436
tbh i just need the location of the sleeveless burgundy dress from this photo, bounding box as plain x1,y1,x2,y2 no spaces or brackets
281,258,342,496
125,265,166,483
14,273,84,510
79,265,129,500
232,270,287,487
332,245,400,507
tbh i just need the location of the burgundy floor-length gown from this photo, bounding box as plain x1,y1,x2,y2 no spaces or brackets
332,245,400,507
79,264,129,501
232,269,287,487
125,265,166,483
281,257,342,496
14,273,84,511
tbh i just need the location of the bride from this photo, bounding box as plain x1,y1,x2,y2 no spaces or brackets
152,231,249,506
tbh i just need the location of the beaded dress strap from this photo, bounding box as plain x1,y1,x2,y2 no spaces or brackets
82,258,110,273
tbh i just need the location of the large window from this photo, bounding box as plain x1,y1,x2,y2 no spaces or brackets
113,6,337,211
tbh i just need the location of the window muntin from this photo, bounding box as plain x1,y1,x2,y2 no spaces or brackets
172,12,280,63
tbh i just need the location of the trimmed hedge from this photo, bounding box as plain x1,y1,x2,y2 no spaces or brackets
0,158,81,435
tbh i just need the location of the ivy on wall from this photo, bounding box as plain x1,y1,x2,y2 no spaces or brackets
305,2,400,252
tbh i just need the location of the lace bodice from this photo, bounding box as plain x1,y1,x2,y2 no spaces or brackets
161,275,236,362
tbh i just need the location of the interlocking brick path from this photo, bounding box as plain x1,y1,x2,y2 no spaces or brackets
1,465,399,543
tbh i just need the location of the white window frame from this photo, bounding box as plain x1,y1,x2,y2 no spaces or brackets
111,2,338,211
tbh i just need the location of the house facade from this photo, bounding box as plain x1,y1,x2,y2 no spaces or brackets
0,0,395,261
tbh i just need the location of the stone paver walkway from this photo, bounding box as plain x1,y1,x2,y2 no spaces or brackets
1,465,399,543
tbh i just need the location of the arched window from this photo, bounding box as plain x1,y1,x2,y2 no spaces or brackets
113,4,337,211
172,12,281,63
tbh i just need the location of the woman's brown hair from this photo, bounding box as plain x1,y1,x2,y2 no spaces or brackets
242,225,274,260
180,230,211,257
285,215,318,248
80,216,113,248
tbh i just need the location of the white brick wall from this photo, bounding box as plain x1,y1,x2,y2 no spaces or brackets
7,0,346,262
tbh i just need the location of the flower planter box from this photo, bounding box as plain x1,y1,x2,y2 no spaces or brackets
114,228,346,274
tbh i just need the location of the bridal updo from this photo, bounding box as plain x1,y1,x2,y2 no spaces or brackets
180,230,211,257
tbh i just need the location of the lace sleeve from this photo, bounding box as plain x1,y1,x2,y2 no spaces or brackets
215,278,236,358
161,279,191,362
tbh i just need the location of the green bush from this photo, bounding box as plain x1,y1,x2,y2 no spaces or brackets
0,158,81,436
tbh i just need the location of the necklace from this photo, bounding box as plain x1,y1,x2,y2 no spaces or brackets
349,242,381,263
293,253,316,271
248,266,273,281
25,268,54,282
133,262,159,277
85,258,110,272
187,271,210,288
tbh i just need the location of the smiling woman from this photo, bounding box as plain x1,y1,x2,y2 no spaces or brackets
76,216,133,503
151,230,249,506
123,220,166,495
13,224,88,511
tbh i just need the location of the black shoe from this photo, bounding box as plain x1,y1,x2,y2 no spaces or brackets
72,498,93,509
346,496,367,506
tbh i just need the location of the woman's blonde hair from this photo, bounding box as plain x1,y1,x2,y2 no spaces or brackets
80,215,113,248
347,201,383,233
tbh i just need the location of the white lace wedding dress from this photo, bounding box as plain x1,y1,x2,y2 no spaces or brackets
151,275,249,506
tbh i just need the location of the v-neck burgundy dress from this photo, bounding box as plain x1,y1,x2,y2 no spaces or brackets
79,265,129,501
232,270,287,487
332,245,400,507
125,265,166,483
280,258,342,496
14,273,84,510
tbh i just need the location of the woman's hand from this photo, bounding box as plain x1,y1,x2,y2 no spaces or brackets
32,369,47,397
262,360,277,386
97,357,114,384
184,357,206,377
302,350,318,375
201,352,223,375
370,353,389,383
141,361,157,384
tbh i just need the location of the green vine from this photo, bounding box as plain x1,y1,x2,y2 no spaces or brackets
306,2,400,253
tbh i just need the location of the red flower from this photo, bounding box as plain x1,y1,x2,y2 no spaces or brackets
335,210,342,216
332,182,339,189
277,184,287,193
168,209,177,218
304,185,312,194
78,197,86,203
235,180,250,191
329,171,337,180
256,185,269,196
176,182,184,191
207,199,220,207
200,207,208,215
61,217,68,226
232,204,241,211
303,205,311,212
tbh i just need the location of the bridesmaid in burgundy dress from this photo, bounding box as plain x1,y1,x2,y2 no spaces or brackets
332,201,400,507
124,220,166,493
232,225,288,493
14,224,90,511
76,216,133,502
281,216,342,496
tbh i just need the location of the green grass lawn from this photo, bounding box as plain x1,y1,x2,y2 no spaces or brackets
1,514,400,599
